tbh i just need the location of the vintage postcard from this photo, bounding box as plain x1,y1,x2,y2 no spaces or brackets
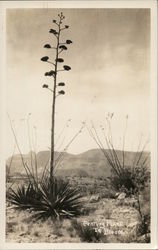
0,0,157,249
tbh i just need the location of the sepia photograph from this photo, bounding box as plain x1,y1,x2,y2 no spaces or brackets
0,1,157,249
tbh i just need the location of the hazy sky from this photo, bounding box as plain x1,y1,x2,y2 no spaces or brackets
6,8,150,157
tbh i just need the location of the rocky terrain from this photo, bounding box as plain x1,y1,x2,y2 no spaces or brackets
6,189,150,243
6,149,150,243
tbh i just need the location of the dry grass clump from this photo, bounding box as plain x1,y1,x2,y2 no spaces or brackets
71,219,108,243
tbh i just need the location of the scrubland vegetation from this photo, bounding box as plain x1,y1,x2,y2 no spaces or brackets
6,148,150,243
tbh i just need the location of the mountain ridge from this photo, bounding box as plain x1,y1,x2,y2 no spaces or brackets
6,148,150,178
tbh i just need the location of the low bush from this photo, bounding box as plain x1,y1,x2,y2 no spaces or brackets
136,186,150,243
136,214,150,243
100,189,117,199
71,219,107,242
110,165,150,195
81,206,96,216
137,214,150,237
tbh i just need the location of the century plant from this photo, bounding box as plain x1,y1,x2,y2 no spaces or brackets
8,178,82,219
7,13,83,219
41,12,72,184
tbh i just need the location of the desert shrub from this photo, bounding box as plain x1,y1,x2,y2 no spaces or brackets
141,185,150,203
136,214,150,243
7,177,82,220
100,189,118,199
133,165,150,191
52,220,63,237
110,169,135,193
6,221,18,233
33,231,39,237
137,214,150,236
101,208,112,219
135,185,150,243
71,220,107,242
110,165,150,195
81,205,96,216
139,185,150,218
67,223,76,238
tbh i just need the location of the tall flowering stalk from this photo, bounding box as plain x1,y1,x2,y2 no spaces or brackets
41,12,72,183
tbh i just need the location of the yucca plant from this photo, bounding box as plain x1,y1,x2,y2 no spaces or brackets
7,178,82,220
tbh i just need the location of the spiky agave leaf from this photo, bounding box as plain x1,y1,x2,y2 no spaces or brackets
7,184,42,210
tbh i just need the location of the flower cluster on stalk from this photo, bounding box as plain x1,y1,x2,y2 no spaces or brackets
40,12,72,97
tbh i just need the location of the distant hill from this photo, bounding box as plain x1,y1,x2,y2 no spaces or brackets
6,149,150,178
